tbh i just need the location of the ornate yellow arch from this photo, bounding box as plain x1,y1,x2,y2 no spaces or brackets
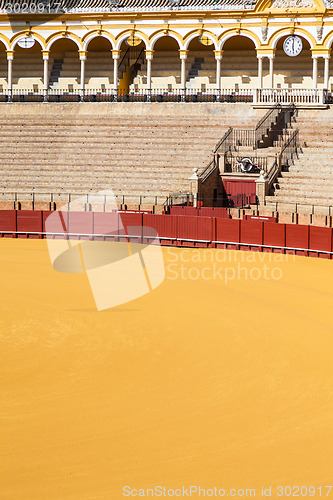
0,33,11,51
82,30,116,51
218,29,261,50
267,27,317,49
115,29,149,51
322,31,333,49
45,31,83,51
183,29,218,50
10,31,46,50
148,29,184,50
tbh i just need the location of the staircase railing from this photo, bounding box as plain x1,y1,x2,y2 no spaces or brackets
118,46,130,80
199,159,216,183
265,128,300,194
213,127,233,155
130,48,145,84
254,103,281,147
278,128,299,167
199,127,233,183
198,105,298,195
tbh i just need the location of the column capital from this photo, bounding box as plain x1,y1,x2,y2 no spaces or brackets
256,49,276,58
145,50,154,60
42,50,50,60
112,49,121,60
179,49,189,59
79,50,87,60
6,50,14,60
214,50,223,60
311,49,331,59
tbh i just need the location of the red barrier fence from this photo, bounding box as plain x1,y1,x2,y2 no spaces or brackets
0,210,332,259
167,206,230,218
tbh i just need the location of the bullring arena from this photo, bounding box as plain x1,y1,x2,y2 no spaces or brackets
0,0,333,498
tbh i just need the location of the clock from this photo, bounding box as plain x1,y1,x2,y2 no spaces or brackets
283,35,303,57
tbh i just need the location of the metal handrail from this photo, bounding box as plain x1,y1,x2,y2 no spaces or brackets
255,103,281,131
118,46,130,78
214,126,233,154
199,159,216,182
265,128,299,193
279,128,299,166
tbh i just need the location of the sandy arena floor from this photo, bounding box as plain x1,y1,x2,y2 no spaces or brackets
0,239,332,499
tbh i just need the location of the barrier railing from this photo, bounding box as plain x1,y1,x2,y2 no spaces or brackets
224,155,269,174
1,210,332,259
254,88,326,106
0,191,169,208
0,88,330,105
0,88,254,103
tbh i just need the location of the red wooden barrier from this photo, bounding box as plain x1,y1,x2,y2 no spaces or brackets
120,212,143,230
168,206,230,219
17,210,42,238
245,215,277,223
263,222,286,252
178,216,197,247
42,211,53,233
308,226,332,259
143,214,178,246
0,210,16,236
1,210,333,260
240,219,263,251
215,219,240,249
285,224,309,256
68,212,94,240
93,212,119,240
44,210,68,239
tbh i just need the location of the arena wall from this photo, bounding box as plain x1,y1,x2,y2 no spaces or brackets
1,209,332,259
0,101,259,119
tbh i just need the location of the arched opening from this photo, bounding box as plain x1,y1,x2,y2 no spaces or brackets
186,36,216,91
273,36,313,89
132,36,180,92
48,38,79,91
13,38,43,91
0,41,7,93
118,37,145,94
86,37,113,92
221,36,257,90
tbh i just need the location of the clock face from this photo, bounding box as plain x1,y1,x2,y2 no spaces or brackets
283,36,303,57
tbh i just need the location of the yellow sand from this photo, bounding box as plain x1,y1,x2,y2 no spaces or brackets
0,239,333,499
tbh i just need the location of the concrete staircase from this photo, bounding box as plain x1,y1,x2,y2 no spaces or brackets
0,102,261,206
265,108,333,209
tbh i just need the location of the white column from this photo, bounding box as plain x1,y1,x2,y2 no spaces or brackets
268,55,274,89
43,51,49,102
257,55,263,89
179,50,188,93
145,50,154,101
79,51,87,101
324,55,330,90
7,51,13,102
147,58,152,89
214,50,223,91
112,50,120,100
312,56,318,89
